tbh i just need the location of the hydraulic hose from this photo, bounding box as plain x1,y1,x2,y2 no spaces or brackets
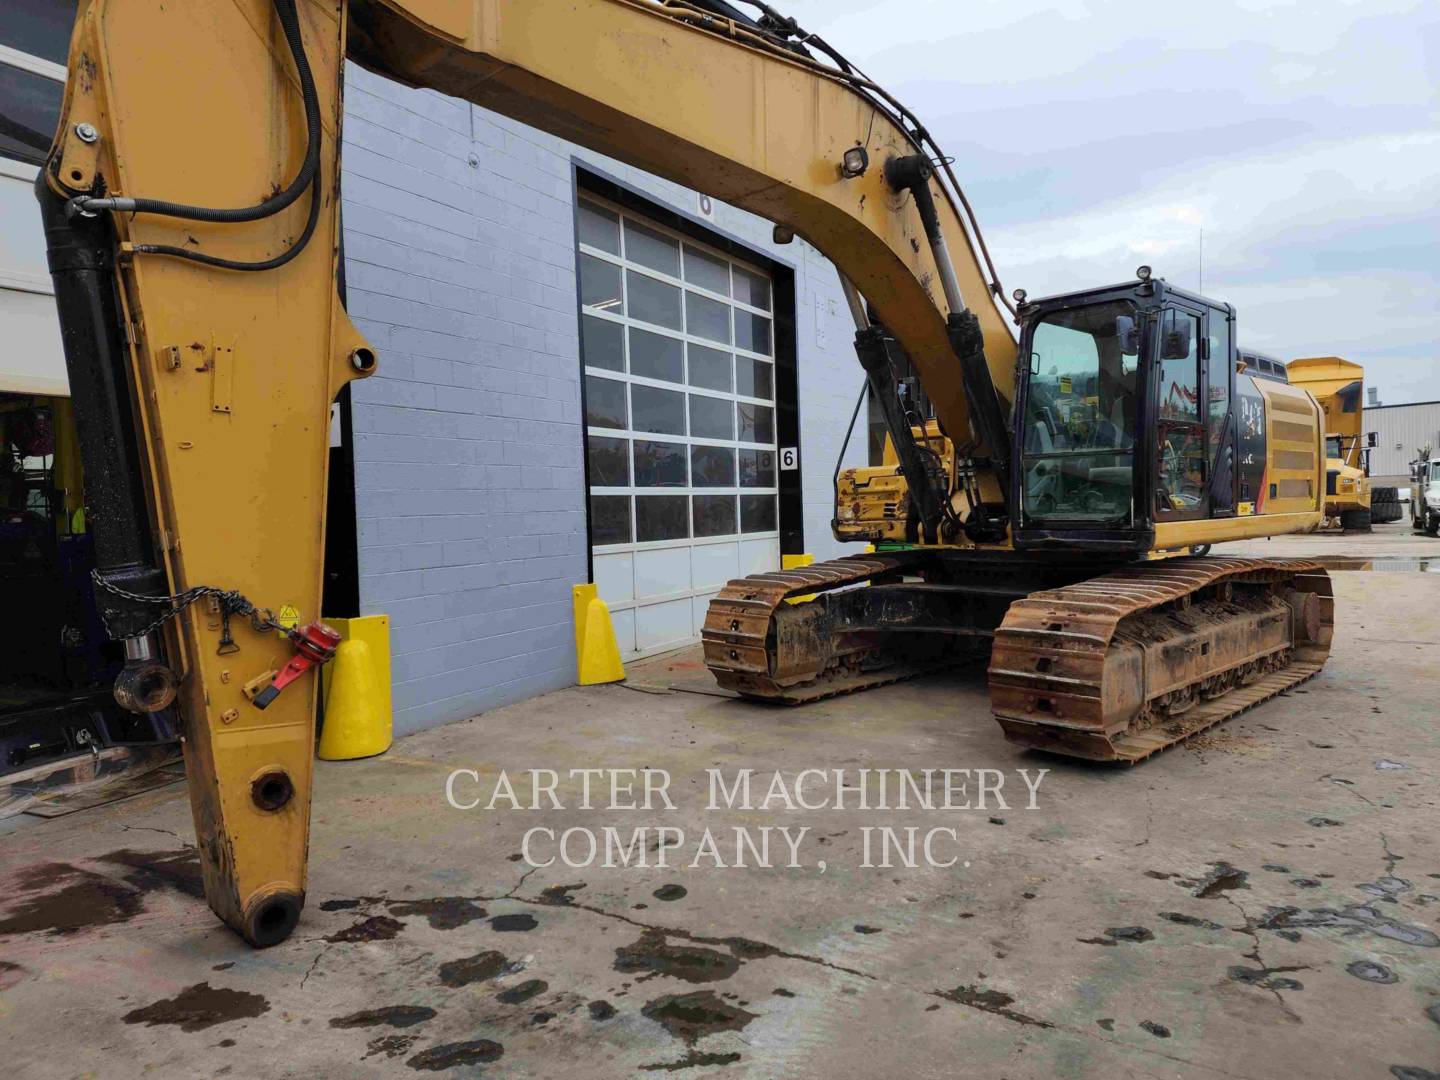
129,170,322,272
64,0,321,271
659,1,1016,321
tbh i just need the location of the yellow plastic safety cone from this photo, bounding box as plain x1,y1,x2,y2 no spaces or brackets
318,620,393,760
573,583,625,685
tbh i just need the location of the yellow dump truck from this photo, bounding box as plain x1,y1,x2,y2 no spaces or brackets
1286,357,1373,530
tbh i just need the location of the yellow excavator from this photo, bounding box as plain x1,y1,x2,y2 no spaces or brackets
38,0,1332,946
1285,357,1373,530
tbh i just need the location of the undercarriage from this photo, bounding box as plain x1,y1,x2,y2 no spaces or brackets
703,552,1332,761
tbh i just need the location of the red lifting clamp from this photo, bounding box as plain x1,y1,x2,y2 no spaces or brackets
252,621,342,710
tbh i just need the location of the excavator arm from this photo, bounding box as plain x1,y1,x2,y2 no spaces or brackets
39,0,1015,944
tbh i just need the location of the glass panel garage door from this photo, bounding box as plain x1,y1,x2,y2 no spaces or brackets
578,195,780,659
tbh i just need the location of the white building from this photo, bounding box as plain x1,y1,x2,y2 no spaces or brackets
1365,398,1440,489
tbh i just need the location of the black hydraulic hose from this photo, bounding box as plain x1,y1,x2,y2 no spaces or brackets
832,379,868,511
664,1,1015,322
132,172,321,272
68,0,317,223
64,0,322,270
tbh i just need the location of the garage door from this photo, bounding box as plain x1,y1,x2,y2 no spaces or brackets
577,194,781,659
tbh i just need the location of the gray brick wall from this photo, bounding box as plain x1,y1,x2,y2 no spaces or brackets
341,64,868,736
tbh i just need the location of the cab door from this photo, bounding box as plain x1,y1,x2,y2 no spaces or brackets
1152,306,1208,521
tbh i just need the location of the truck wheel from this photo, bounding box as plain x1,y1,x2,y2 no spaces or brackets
1372,499,1400,524
1427,513,1439,538
1340,508,1371,531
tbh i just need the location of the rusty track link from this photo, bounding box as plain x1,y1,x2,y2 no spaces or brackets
989,557,1333,762
701,552,944,701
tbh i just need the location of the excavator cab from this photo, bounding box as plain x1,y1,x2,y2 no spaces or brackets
1010,271,1236,553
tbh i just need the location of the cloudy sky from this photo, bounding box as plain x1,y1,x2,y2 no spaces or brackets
783,0,1439,405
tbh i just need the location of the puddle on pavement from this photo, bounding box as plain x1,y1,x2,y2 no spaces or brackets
1079,925,1154,945
721,936,779,960
641,1050,744,1072
641,990,756,1044
1159,912,1224,930
122,982,270,1032
1260,903,1439,948
365,1034,420,1060
489,913,538,932
1309,556,1440,573
437,950,514,987
615,929,740,983
538,884,587,906
325,915,404,943
1346,960,1399,984
1191,862,1250,899
0,864,143,936
98,849,204,900
386,897,487,930
406,1039,503,1072
495,978,548,1004
330,1006,437,1029
1227,964,1306,991
935,984,1053,1028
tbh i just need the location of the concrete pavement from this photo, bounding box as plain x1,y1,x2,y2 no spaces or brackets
1,524,1438,1078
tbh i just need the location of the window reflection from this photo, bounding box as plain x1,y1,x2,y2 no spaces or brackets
636,496,688,541
1020,301,1139,523
580,255,622,312
1158,426,1205,512
633,439,687,487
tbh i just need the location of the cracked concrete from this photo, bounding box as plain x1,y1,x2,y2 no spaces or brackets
0,532,1437,1078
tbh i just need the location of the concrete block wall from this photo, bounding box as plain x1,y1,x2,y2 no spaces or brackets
340,64,867,735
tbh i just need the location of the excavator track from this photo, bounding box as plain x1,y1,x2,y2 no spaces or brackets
702,552,970,702
989,557,1333,762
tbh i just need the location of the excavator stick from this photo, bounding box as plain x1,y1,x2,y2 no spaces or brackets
40,0,374,945
990,558,1333,762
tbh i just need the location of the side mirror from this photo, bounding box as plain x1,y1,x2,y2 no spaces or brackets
1161,316,1192,360
1368,432,1378,447
1114,315,1140,355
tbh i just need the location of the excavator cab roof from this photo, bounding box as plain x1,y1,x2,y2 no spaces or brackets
1014,274,1235,323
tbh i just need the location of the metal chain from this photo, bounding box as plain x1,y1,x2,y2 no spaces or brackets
90,569,284,640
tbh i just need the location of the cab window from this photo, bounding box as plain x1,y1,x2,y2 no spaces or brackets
1019,300,1139,524
1156,309,1204,515
1158,309,1200,423
1206,315,1231,440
